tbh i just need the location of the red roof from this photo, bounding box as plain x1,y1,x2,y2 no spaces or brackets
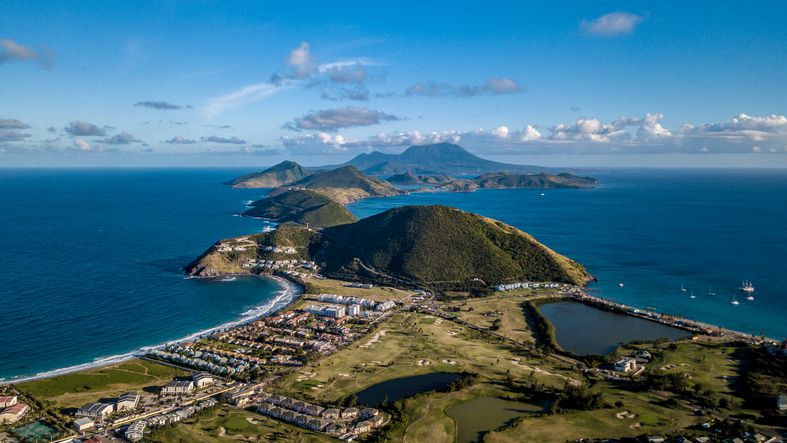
1,402,28,415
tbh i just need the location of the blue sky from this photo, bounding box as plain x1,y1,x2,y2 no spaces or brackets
1,1,786,167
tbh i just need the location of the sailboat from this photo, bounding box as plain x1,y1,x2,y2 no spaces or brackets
689,291,696,299
680,282,687,292
707,285,716,296
731,293,740,305
741,280,755,293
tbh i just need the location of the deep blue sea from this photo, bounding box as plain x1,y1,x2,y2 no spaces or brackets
1,168,785,381
349,169,787,340
0,169,277,381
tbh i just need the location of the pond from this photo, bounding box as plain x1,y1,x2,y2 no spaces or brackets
354,372,464,407
447,396,546,443
538,300,692,355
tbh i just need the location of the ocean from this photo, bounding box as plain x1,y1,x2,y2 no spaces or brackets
349,168,787,340
1,168,785,381
0,168,280,381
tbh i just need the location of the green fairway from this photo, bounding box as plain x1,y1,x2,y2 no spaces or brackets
17,359,186,409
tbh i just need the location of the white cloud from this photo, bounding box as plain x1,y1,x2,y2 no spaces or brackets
581,12,644,37
284,106,400,132
275,113,787,156
287,42,315,79
0,38,53,67
165,135,196,144
204,82,284,117
406,78,522,97
73,139,92,151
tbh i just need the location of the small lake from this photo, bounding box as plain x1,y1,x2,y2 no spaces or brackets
538,301,692,355
354,372,463,407
447,396,546,443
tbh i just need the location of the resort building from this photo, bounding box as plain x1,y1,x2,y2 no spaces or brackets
162,380,195,395
376,300,396,311
77,402,114,420
0,395,18,408
613,357,638,373
347,304,361,316
0,402,29,423
193,372,214,388
305,304,346,318
116,392,140,411
72,417,95,432
777,394,787,412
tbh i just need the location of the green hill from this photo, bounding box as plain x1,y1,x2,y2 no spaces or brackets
229,160,312,188
243,189,356,227
269,165,405,204
475,172,597,189
313,205,590,287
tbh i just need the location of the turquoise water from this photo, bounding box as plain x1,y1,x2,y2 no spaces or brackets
1,168,785,382
0,169,278,381
349,169,787,340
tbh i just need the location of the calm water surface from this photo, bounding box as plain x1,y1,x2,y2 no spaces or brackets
354,372,463,406
350,169,787,340
538,301,692,355
447,396,546,443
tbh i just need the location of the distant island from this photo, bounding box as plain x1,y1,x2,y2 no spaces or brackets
322,142,550,175
229,144,598,228
187,205,590,288
228,160,312,188
243,189,357,228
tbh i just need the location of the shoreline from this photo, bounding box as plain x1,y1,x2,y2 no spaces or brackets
1,275,302,385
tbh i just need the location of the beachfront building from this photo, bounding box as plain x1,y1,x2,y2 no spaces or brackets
116,392,140,411
193,372,214,388
305,304,346,319
162,380,195,395
77,402,114,420
0,395,17,408
613,357,638,373
0,402,29,423
72,417,95,432
778,394,787,412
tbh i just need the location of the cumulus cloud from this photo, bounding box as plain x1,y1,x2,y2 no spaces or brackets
0,38,53,68
581,12,644,37
0,118,30,129
406,78,522,97
287,42,315,79
134,100,187,110
202,135,247,144
0,130,31,142
284,106,400,132
165,135,196,144
277,113,787,156
72,139,93,151
103,132,142,144
65,121,106,136
319,61,367,84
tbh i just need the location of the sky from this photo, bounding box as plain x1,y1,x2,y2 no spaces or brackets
1,0,786,168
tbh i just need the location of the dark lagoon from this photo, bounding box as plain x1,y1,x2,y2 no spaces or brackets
355,372,463,407
539,300,692,355
447,396,546,443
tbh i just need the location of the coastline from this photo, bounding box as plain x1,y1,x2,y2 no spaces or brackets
1,275,302,385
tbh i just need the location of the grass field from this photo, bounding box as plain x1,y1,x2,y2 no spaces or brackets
17,359,186,409
443,293,536,344
147,407,333,443
276,311,580,404
485,383,698,443
634,340,741,399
